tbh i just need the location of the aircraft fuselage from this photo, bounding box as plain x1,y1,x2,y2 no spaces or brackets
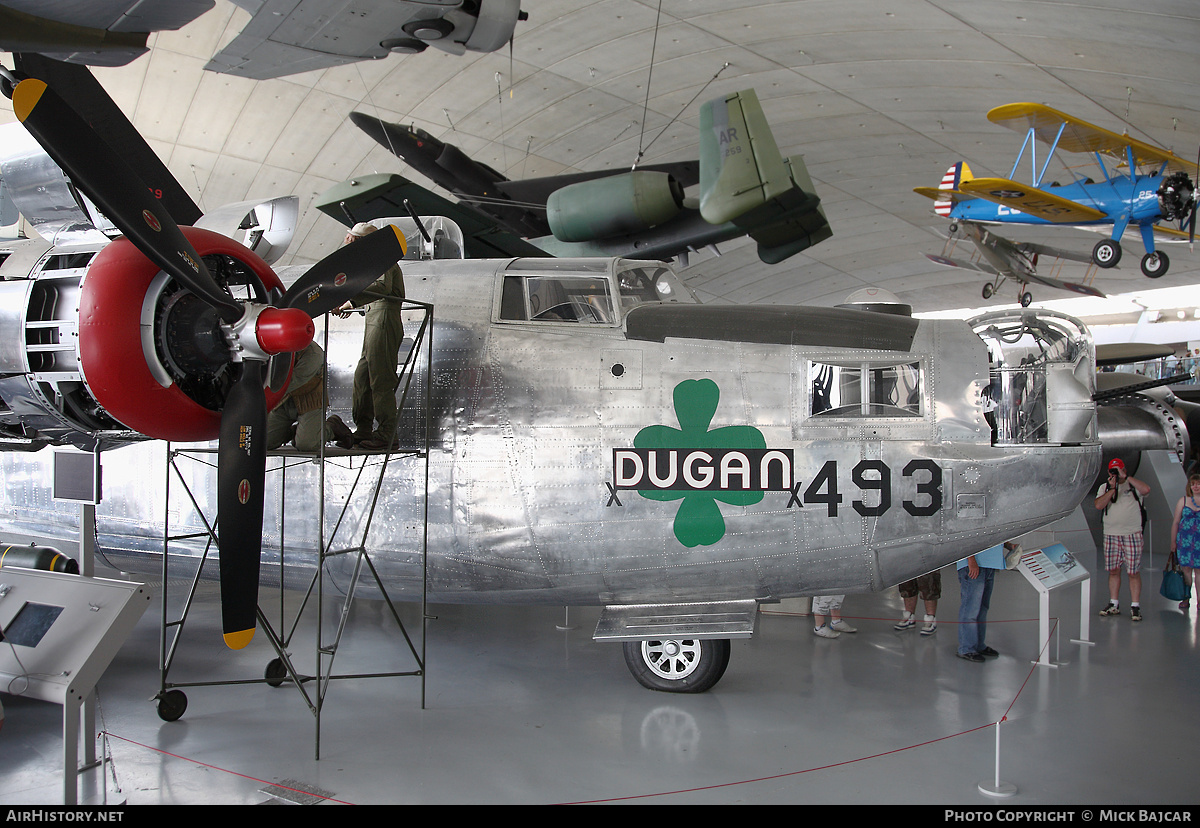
950,172,1165,229
0,254,1102,611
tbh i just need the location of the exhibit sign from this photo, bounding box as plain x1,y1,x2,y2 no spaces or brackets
1012,542,1092,667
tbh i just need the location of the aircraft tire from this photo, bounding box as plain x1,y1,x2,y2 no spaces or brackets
1020,292,1033,307
1140,251,1169,278
1093,239,1122,268
265,658,287,688
156,689,187,722
982,283,994,299
623,638,731,693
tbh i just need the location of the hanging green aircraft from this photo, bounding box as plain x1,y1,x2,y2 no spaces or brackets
316,89,833,267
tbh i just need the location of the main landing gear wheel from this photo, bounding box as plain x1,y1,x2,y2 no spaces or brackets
1141,251,1169,278
622,638,731,693
982,283,995,300
156,689,187,722
1092,239,1122,268
265,658,287,688
1020,291,1033,307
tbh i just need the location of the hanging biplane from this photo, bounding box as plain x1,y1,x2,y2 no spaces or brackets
916,103,1197,279
0,63,1193,697
925,219,1104,306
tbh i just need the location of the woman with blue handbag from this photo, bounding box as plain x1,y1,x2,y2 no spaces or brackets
1167,473,1200,610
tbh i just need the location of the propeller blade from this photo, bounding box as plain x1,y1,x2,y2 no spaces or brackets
216,359,268,649
281,225,407,317
11,78,243,323
266,353,293,393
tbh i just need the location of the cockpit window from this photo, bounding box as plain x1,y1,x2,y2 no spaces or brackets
615,264,687,313
500,274,615,323
498,261,696,324
810,360,923,418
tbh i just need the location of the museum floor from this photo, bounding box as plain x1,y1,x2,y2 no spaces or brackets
2,545,1196,806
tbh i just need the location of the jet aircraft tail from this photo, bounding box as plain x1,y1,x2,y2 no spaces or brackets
698,90,831,264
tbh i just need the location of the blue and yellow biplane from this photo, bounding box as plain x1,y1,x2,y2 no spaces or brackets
916,103,1197,279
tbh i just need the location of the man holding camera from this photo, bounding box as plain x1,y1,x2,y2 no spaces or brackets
1094,458,1151,620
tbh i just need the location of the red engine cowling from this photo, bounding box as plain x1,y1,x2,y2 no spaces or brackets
77,226,289,442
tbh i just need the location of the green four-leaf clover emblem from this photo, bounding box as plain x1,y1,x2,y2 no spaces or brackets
634,379,766,547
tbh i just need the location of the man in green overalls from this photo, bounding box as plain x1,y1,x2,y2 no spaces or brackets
336,222,406,450
265,341,354,452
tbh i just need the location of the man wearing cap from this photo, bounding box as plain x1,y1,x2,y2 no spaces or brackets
1095,458,1152,620
336,222,406,450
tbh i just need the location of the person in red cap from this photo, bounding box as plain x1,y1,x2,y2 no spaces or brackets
1094,457,1152,620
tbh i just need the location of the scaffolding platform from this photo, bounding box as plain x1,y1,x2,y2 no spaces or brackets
154,301,433,759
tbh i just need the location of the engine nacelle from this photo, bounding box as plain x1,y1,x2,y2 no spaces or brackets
77,227,289,443
546,171,684,243
1157,171,1195,222
0,226,293,451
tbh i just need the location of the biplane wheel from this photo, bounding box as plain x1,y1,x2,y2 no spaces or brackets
1141,251,1169,278
265,658,287,688
982,283,994,299
1093,239,1122,268
1020,292,1033,307
156,690,187,722
622,638,731,693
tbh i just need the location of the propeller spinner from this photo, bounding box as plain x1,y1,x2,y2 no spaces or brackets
10,77,406,648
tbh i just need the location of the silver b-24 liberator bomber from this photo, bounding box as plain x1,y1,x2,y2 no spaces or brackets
0,69,1186,694
1,217,1118,692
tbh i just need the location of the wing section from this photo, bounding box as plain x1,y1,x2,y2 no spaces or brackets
314,173,549,259
0,1,212,67
924,253,1001,276
1017,270,1106,297
13,54,203,226
957,177,1107,223
496,161,701,205
205,0,523,79
988,103,1194,175
1015,240,1095,265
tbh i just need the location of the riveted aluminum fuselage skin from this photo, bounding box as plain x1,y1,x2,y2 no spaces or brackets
325,259,1102,605
0,257,1103,608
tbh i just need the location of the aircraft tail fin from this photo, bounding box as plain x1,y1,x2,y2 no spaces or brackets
913,162,974,217
936,162,972,216
698,89,831,263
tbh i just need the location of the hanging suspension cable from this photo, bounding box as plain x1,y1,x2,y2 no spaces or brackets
633,0,664,170
639,62,731,161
